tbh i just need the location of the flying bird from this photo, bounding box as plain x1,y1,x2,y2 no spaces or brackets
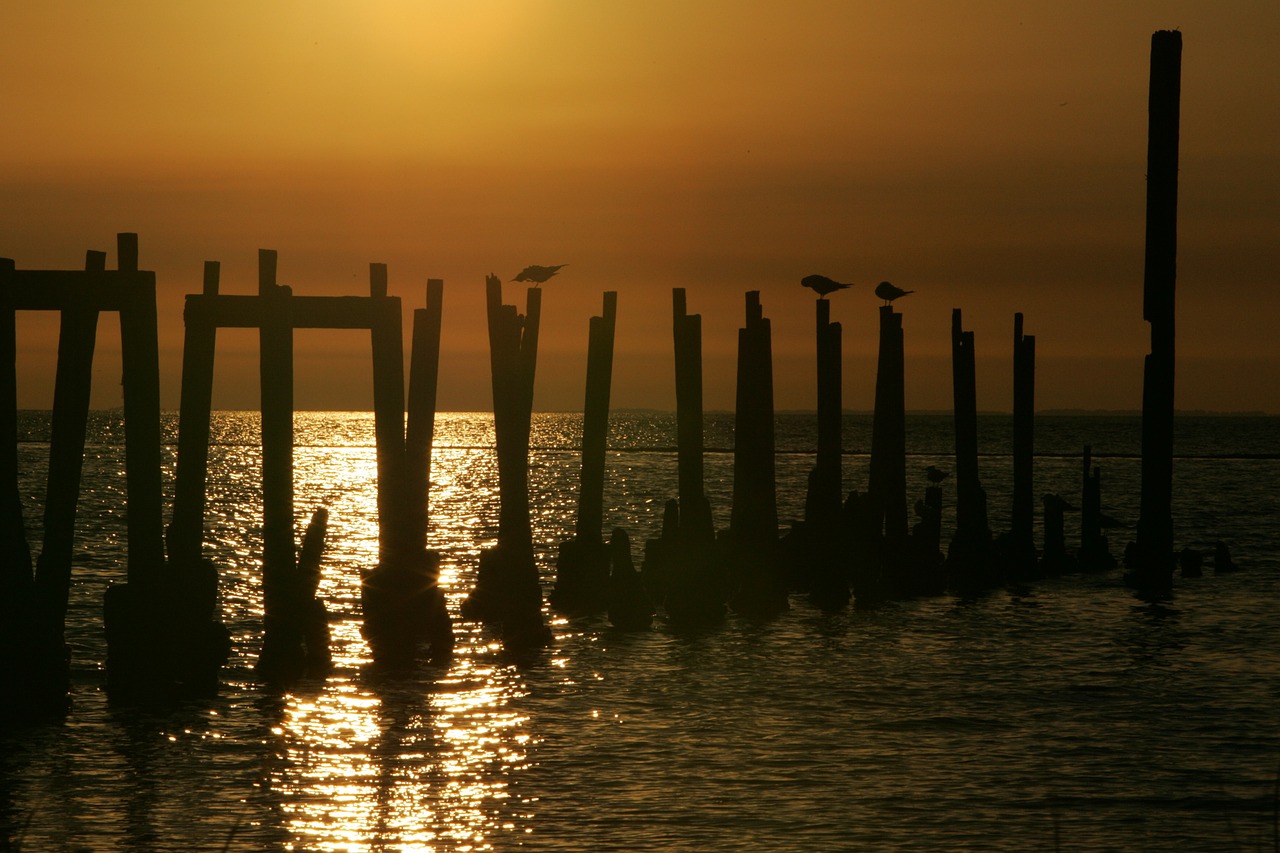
801,274,853,298
875,281,915,305
512,264,567,284
926,465,949,484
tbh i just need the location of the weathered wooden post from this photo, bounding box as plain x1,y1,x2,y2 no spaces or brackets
947,309,993,590
0,258,29,593
462,275,550,648
551,291,617,615
726,291,786,616
1132,30,1182,590
1009,312,1037,575
368,263,408,561
406,278,445,551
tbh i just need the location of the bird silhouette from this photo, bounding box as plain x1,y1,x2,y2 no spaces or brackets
512,264,566,284
875,280,914,305
1042,493,1078,512
801,274,853,298
926,465,949,484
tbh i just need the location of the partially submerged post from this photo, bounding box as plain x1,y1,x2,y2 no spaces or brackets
947,309,993,590
1131,30,1182,590
551,291,618,615
462,275,550,648
726,291,786,616
1079,445,1114,570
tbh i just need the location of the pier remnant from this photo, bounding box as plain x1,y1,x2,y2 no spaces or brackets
1079,445,1115,570
1131,30,1182,591
462,275,551,648
551,292,618,616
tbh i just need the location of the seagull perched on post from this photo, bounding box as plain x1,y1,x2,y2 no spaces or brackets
926,465,949,484
512,264,566,285
875,280,914,305
801,274,853,298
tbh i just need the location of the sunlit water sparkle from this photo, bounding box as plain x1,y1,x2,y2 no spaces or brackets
3,412,1278,851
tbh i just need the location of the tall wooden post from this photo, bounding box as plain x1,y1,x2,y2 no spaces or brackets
257,250,296,628
1134,30,1181,588
728,291,786,616
576,291,617,544
732,291,777,538
672,288,709,538
462,275,548,647
0,258,30,592
1011,313,1036,556
948,309,992,588
168,261,220,566
869,306,907,542
811,298,842,526
551,291,618,616
32,251,102,628
368,263,407,562
117,234,165,583
406,278,444,552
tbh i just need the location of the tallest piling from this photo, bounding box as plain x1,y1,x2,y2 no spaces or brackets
1132,30,1181,590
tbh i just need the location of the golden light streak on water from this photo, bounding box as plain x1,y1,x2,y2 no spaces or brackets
248,415,534,851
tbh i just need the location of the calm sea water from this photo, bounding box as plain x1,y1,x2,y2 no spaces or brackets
4,411,1278,851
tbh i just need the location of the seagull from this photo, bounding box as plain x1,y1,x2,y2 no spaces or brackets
801,274,854,298
1042,493,1078,512
875,281,914,305
512,264,566,285
926,465,949,484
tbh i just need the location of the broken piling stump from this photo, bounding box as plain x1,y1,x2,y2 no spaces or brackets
945,308,995,591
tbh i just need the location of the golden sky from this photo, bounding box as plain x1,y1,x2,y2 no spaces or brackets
3,1,1278,412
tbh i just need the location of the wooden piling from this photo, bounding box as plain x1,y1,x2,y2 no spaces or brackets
116,234,165,582
257,249,297,649
869,306,907,542
168,261,220,565
368,263,408,561
0,258,31,592
727,291,785,616
672,288,710,539
811,298,842,527
731,291,777,538
462,275,548,647
1011,313,1036,564
947,309,992,588
576,291,617,544
1134,30,1182,588
406,278,444,552
32,251,101,628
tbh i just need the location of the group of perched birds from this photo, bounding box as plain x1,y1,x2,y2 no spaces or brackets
802,274,914,305
510,266,912,307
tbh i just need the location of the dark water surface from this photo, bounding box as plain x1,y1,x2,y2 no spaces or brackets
4,412,1278,851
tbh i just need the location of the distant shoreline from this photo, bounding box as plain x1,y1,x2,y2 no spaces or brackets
23,408,1278,417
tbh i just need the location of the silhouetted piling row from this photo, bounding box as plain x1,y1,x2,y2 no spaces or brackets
0,31,1230,721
